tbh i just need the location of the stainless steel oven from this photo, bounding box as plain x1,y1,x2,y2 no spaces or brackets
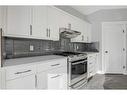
68,55,88,89
54,51,88,89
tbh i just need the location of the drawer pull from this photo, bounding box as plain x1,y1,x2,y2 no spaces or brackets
51,75,60,79
89,63,92,65
51,64,60,67
15,70,31,74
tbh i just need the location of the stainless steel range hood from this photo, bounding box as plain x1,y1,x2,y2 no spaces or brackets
60,28,81,38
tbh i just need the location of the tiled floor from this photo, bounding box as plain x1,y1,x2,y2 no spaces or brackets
80,74,127,90
80,74,105,89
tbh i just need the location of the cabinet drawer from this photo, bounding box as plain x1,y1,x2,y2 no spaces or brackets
5,65,36,81
37,58,67,73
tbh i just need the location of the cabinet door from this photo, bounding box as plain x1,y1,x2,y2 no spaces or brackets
6,74,35,89
0,6,6,34
0,70,1,89
47,67,67,90
6,6,31,37
37,71,48,89
71,18,85,42
32,6,48,39
37,67,67,90
0,7,3,28
87,23,92,43
47,7,60,41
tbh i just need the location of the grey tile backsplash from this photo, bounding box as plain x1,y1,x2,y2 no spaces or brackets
4,36,99,59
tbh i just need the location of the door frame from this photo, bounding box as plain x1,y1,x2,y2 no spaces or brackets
102,21,127,74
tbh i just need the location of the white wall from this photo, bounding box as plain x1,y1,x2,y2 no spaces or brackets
87,8,127,72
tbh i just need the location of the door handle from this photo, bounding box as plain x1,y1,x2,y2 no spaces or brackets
105,51,108,53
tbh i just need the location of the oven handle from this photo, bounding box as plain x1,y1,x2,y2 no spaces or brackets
71,60,87,65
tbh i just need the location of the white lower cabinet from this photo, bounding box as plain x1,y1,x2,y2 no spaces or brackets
87,53,98,78
36,59,67,90
36,67,67,90
47,67,67,89
5,64,36,89
4,57,67,89
6,74,35,89
0,69,6,89
36,71,47,89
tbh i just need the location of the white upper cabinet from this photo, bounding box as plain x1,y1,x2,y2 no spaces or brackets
0,7,6,35
0,7,3,28
86,23,92,43
71,17,92,43
6,6,31,37
47,7,61,41
3,6,91,42
32,6,48,39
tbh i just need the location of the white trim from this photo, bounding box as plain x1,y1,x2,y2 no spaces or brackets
96,70,105,74
102,21,127,74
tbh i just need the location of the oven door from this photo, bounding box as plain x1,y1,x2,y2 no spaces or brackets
69,59,87,86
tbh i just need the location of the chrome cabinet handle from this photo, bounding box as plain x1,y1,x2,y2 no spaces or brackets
82,35,84,41
87,37,89,42
15,70,31,74
49,28,50,37
46,28,48,37
35,75,37,88
51,75,60,79
30,25,32,35
68,23,71,29
51,64,60,67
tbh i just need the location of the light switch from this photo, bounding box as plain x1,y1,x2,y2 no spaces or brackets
30,45,34,51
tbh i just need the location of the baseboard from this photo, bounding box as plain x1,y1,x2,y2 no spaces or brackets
96,70,105,74
123,71,127,75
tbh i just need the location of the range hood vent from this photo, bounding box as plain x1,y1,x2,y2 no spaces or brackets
60,28,81,38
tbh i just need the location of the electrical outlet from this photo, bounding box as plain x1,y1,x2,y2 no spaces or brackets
30,45,34,51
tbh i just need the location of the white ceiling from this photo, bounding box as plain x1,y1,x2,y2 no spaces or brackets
71,6,127,15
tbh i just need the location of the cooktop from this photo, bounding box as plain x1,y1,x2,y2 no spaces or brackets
54,51,83,56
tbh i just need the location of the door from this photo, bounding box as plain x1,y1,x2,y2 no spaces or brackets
103,23,126,74
6,74,35,89
32,6,48,39
6,6,31,37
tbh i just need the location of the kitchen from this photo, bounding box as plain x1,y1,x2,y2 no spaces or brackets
0,5,127,90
